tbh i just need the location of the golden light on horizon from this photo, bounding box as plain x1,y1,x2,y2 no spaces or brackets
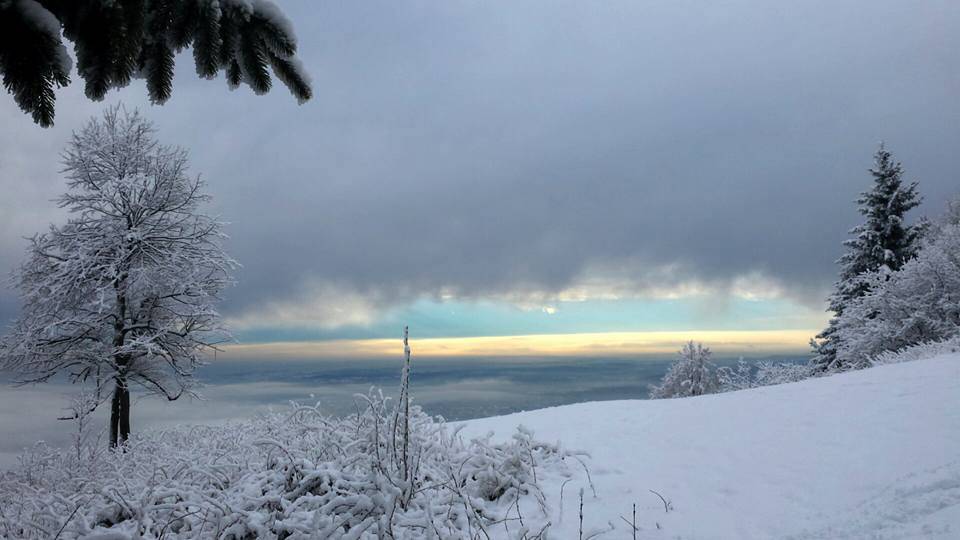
221,329,816,360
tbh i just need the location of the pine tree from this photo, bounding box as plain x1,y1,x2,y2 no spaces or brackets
0,106,236,447
810,144,926,372
1,0,312,127
833,202,960,367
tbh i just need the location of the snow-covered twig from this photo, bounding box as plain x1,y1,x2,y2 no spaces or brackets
649,489,672,513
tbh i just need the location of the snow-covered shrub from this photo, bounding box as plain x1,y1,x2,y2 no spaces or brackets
0,330,582,540
0,391,577,539
833,221,960,369
716,358,813,392
650,341,720,399
716,359,753,392
752,360,813,387
872,338,960,366
62,387,107,467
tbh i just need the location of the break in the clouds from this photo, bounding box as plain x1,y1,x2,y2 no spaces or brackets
0,0,958,339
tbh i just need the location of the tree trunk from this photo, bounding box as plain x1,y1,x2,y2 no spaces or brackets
109,376,130,449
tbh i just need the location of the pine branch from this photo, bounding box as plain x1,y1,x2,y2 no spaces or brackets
1,0,312,126
0,0,71,126
238,29,271,94
192,0,222,78
269,53,312,103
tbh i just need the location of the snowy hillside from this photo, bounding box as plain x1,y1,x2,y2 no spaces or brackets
1,353,956,539
459,353,960,539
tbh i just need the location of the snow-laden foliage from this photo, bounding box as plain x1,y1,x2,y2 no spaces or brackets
716,358,813,393
650,342,811,398
649,341,719,399
811,144,926,372
0,328,579,539
832,219,960,369
0,390,577,539
871,338,960,366
1,0,311,127
751,361,813,387
717,358,755,392
715,359,753,392
0,106,236,447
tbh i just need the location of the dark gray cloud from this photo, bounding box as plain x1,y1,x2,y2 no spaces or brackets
1,0,958,327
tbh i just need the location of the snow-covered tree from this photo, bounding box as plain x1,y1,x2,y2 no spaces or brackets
716,358,753,392
833,215,960,368
932,194,960,233
0,106,236,448
811,144,926,372
1,0,311,127
650,341,719,399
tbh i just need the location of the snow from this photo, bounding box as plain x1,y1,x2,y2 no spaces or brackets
2,350,956,538
14,0,73,75
0,388,575,538
457,353,960,539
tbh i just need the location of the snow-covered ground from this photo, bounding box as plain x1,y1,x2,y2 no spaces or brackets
459,353,960,539
2,352,955,538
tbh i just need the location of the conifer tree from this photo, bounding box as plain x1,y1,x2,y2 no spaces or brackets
1,0,311,127
810,144,926,372
833,216,960,368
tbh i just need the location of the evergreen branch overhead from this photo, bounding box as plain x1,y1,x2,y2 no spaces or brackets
0,0,72,127
0,0,312,127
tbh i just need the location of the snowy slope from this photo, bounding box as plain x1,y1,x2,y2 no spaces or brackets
458,353,960,539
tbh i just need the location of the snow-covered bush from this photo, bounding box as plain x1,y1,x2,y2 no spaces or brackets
650,341,720,399
833,220,960,369
0,394,576,539
716,358,813,392
716,359,753,392
871,338,960,366
752,360,813,387
0,332,580,539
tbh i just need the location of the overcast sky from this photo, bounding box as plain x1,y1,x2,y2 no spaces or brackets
1,0,957,354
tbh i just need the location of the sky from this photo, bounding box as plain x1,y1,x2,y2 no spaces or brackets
1,0,958,359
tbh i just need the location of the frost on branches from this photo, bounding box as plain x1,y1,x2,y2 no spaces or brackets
650,342,812,397
811,144,926,373
714,358,814,393
0,106,236,448
0,333,583,540
832,210,960,369
649,341,720,399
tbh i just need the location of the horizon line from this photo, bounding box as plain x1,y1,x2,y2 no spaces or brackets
219,329,817,360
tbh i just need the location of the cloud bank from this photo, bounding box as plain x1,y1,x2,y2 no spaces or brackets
1,0,957,337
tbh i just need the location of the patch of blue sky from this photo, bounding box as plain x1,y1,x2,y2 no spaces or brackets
234,295,824,343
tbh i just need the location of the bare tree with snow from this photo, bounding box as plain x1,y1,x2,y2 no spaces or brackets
0,106,236,448
650,341,719,399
